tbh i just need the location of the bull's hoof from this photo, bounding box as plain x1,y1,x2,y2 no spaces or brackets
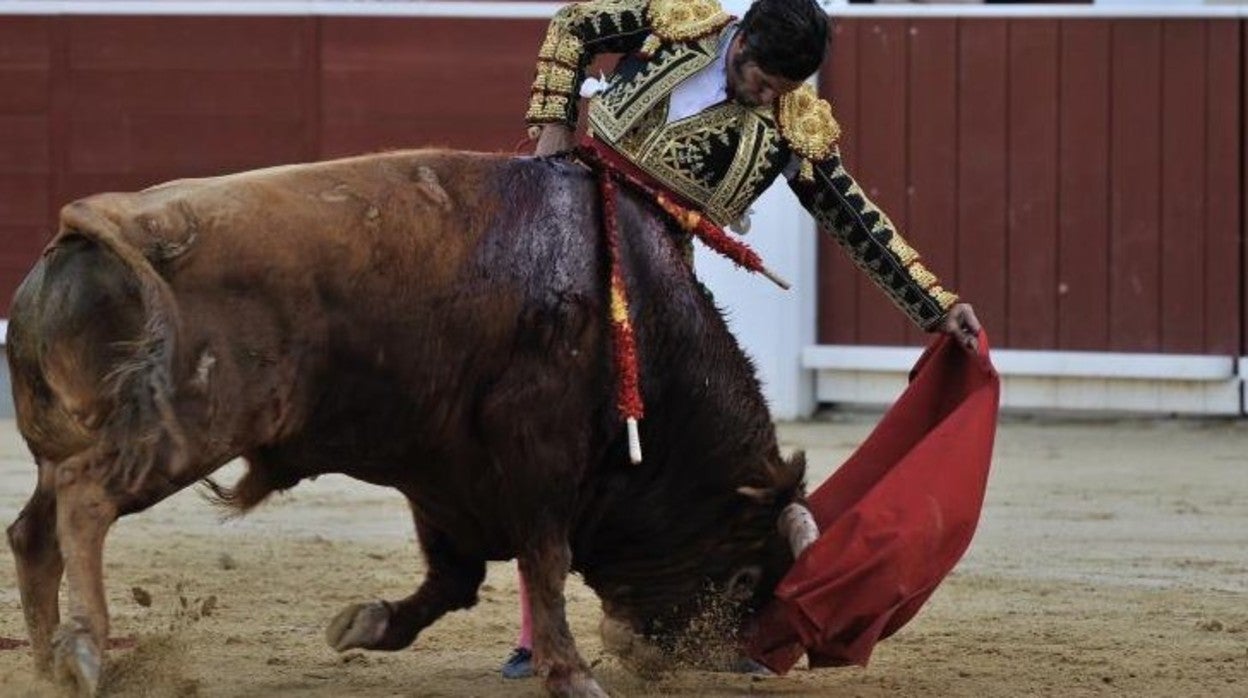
326,601,391,651
51,621,101,696
546,672,609,698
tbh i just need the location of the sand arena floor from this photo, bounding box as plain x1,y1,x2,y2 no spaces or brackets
0,415,1245,697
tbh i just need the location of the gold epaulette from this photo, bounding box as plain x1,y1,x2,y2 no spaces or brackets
777,84,842,181
640,0,732,56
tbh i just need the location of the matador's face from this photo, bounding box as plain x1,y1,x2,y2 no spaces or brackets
726,33,805,108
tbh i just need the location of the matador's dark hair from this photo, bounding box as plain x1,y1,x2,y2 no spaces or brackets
738,0,831,81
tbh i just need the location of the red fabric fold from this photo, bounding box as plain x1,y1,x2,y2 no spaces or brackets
748,331,1000,673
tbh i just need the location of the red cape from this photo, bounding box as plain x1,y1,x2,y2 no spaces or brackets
748,332,1000,673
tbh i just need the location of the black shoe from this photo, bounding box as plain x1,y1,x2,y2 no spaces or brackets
729,655,774,676
501,646,534,679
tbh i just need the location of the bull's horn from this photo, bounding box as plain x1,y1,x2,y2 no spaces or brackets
778,503,818,558
736,485,773,503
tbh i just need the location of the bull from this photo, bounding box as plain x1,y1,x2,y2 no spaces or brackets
5,150,817,697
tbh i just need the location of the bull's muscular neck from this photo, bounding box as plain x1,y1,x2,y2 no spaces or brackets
554,170,795,631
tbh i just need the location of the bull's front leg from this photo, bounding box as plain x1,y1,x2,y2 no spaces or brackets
6,464,64,676
326,505,485,651
521,538,608,698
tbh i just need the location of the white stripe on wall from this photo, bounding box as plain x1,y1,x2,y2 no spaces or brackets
806,346,1248,416
804,346,1238,382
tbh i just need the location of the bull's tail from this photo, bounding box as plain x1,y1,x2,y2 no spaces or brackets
7,199,188,493
198,466,301,517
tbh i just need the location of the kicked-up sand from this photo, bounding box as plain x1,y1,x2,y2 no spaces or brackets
0,415,1245,697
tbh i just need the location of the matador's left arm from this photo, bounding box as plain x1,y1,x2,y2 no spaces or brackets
779,87,959,331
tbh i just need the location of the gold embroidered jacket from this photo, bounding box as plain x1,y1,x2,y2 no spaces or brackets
526,0,958,330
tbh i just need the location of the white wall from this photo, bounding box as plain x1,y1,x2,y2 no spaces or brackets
694,181,819,420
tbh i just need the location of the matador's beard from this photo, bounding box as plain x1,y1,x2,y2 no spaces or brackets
727,54,762,108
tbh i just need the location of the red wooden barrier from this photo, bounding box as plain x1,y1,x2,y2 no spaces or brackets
0,17,52,310
0,15,1242,357
817,18,1243,354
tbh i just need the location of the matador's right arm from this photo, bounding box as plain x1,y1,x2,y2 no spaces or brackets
525,0,732,128
525,0,652,128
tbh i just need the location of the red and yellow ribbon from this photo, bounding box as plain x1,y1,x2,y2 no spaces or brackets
578,139,789,465
598,171,645,464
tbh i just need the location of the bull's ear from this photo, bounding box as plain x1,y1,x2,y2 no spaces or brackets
736,485,775,503
778,450,808,494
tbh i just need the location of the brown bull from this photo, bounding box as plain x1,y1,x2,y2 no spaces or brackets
5,151,813,697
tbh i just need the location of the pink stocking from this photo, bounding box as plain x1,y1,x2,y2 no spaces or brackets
516,565,533,649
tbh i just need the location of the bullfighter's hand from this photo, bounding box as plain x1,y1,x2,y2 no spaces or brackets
534,125,575,157
939,302,981,352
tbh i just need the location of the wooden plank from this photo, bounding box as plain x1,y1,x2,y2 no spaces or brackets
853,19,909,346
324,69,548,121
1159,21,1208,354
67,115,307,175
322,115,540,154
301,17,322,162
0,264,40,313
818,17,859,345
66,70,305,116
48,16,317,233
66,17,306,70
0,17,52,293
0,221,51,310
56,173,205,209
0,116,50,174
320,17,546,154
1057,20,1111,351
48,17,70,236
0,176,51,228
1109,20,1163,352
0,67,50,114
1243,20,1248,359
1006,19,1059,349
1203,20,1239,356
0,225,51,259
0,17,51,67
956,19,1009,342
906,19,959,347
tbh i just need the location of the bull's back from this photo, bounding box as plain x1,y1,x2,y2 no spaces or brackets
127,150,600,314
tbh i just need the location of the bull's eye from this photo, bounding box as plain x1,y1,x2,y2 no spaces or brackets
724,565,762,602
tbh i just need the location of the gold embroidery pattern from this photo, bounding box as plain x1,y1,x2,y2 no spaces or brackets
531,62,577,95
907,262,937,290
616,99,668,154
526,1,649,126
613,103,785,227
588,34,721,142
537,28,584,66
886,230,920,267
564,0,648,37
648,0,733,43
929,286,959,311
778,85,841,180
647,106,740,208
710,108,784,222
640,34,663,57
586,20,788,227
526,94,571,123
